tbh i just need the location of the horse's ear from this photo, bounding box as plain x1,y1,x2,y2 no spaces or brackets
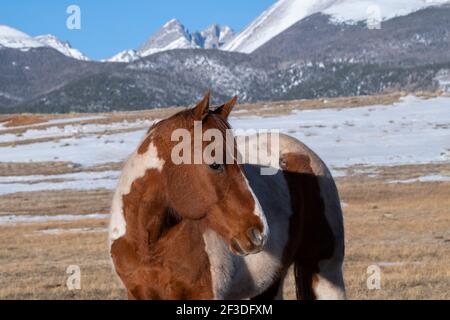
213,95,238,119
192,91,211,121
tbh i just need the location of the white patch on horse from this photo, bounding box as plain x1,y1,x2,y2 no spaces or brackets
203,228,285,300
109,140,165,245
313,273,346,300
242,173,269,241
202,229,235,300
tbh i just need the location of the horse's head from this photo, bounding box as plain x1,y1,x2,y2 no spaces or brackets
146,92,268,256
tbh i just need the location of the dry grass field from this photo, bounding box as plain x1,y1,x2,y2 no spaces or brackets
0,93,449,300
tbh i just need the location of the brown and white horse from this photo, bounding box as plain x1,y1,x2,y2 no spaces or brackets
109,93,346,300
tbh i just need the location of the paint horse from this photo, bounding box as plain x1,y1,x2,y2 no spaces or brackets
109,93,346,300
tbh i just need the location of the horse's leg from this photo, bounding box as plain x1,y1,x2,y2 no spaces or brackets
311,256,346,300
294,257,345,300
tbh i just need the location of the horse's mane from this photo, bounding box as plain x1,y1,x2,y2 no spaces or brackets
148,107,231,135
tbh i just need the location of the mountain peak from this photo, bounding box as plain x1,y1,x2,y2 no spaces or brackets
138,18,196,57
0,24,89,60
35,34,89,61
133,19,234,59
163,18,184,28
0,24,43,50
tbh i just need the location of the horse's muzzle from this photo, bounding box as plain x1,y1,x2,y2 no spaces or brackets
230,227,266,256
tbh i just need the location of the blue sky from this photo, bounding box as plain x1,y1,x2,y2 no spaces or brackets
0,0,275,60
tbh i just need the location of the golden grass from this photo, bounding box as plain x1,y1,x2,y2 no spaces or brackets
1,115,47,127
0,171,448,300
0,161,122,177
0,94,448,300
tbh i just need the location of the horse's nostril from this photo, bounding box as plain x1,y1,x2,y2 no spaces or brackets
248,227,263,247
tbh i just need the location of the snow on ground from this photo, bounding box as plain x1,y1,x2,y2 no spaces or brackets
0,95,448,197
0,213,108,225
0,115,106,132
0,118,153,143
0,129,144,165
0,171,120,196
232,96,450,168
388,175,450,184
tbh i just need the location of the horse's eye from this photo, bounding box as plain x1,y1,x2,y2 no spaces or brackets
209,163,224,172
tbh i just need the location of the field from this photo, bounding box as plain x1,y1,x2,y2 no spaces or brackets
0,93,449,300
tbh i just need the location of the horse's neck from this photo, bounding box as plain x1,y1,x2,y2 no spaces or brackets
151,219,212,286
153,220,205,257
119,166,168,259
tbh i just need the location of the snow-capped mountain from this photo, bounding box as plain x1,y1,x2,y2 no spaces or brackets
35,35,89,61
224,0,449,53
3,2,450,113
323,0,450,24
107,19,235,62
138,19,235,57
106,49,141,63
138,19,199,57
0,24,43,50
0,24,89,60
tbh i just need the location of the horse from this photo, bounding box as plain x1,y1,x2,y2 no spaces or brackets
109,92,346,300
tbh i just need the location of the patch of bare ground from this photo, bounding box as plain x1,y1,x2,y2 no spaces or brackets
1,115,48,127
337,163,450,183
0,220,126,299
0,161,122,176
0,189,113,216
339,180,450,300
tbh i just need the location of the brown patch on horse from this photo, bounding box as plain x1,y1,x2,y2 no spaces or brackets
113,221,213,300
137,134,153,155
279,153,335,300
